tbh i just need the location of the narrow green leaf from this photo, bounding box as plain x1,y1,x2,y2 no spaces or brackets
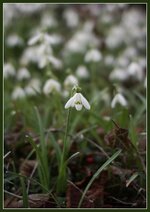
48,131,61,165
78,149,122,208
20,176,29,208
126,172,139,187
67,152,80,164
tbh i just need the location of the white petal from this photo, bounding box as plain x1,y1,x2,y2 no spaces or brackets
65,96,75,109
75,104,82,111
80,93,91,110
111,97,116,108
111,93,127,108
118,94,128,106
28,34,41,45
75,93,81,102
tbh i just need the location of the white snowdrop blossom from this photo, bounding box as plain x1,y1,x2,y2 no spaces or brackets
76,66,89,79
43,79,61,95
4,63,16,78
12,86,26,100
17,68,31,80
64,75,78,88
63,8,79,28
104,55,115,66
6,34,23,47
109,68,129,81
127,62,144,81
41,13,58,28
111,93,128,108
28,32,62,46
25,78,41,96
64,27,99,54
84,49,102,62
48,55,62,69
65,92,90,111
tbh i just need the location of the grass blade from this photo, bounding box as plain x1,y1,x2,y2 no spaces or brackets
78,149,122,208
126,172,139,187
20,176,29,208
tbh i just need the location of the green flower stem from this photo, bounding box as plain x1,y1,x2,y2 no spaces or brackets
57,107,71,195
62,107,71,161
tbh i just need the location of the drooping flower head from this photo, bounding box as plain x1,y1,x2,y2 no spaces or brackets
111,93,128,108
65,86,90,111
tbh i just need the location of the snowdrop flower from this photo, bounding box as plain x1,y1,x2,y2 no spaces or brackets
25,78,41,96
12,86,26,100
64,28,99,54
38,55,62,70
63,8,79,28
76,66,89,79
109,68,128,81
17,68,31,80
15,4,45,14
65,92,90,111
4,63,16,79
41,13,58,28
117,56,129,68
28,33,43,46
6,34,23,47
64,75,78,88
127,62,144,81
104,55,115,66
48,55,62,69
25,86,37,96
28,32,62,46
105,25,125,49
43,79,61,95
111,93,128,108
84,49,102,63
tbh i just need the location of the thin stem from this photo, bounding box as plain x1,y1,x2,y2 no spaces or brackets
62,107,71,161
57,107,71,195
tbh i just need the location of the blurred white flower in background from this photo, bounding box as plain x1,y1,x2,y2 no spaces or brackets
4,63,16,79
104,55,115,66
122,47,137,59
127,62,144,81
75,65,89,79
117,56,129,68
109,68,128,81
20,46,43,65
48,55,62,69
65,92,90,111
12,86,26,100
111,93,128,108
41,13,58,28
63,8,79,28
15,3,45,14
21,40,62,69
17,67,31,80
64,21,99,54
28,32,62,46
64,74,78,88
25,78,41,96
6,33,23,47
106,25,125,49
43,79,61,95
110,61,145,83
84,48,102,63
38,54,62,69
